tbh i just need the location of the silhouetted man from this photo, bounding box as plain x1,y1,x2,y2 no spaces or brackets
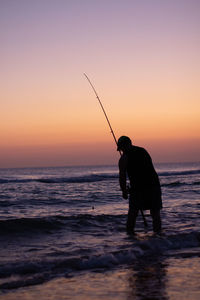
117,136,162,234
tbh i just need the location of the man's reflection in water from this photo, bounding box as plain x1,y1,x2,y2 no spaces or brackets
127,256,169,300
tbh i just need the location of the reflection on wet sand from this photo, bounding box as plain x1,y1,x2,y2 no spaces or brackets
127,256,168,299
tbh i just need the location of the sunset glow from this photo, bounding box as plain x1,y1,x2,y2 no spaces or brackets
1,0,199,167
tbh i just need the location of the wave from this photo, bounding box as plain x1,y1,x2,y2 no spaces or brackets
0,169,200,185
158,169,200,177
162,181,200,187
0,173,118,185
49,169,200,182
0,230,200,290
0,216,62,234
0,178,199,192
37,173,118,183
0,214,126,235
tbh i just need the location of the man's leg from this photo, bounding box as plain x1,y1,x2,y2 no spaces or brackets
127,198,139,233
150,209,162,233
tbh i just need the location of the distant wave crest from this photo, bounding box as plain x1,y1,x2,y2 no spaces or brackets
0,173,118,185
158,169,200,177
162,181,200,187
0,169,200,185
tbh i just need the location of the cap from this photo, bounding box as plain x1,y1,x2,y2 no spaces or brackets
117,136,131,150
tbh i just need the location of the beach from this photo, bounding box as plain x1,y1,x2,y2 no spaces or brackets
0,163,200,299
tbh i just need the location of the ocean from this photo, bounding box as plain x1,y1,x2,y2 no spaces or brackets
0,162,200,299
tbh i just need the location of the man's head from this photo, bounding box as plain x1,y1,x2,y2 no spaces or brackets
117,136,132,152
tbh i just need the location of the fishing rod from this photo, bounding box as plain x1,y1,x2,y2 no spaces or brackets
84,73,147,228
83,73,118,146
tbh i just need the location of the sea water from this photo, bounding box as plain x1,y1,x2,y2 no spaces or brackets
0,162,200,299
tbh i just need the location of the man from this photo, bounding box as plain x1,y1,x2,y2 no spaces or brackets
117,136,162,234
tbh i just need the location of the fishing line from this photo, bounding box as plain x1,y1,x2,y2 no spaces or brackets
84,73,147,227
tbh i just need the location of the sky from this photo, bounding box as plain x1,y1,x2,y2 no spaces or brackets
1,0,200,168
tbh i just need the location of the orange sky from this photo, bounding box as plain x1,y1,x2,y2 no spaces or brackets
1,0,200,168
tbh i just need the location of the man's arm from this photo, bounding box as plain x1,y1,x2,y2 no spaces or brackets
118,154,128,199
